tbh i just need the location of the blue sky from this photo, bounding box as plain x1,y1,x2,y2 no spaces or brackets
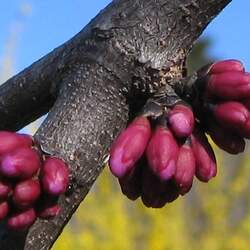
0,0,249,76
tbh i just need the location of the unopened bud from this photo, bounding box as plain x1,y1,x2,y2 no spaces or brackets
209,123,245,154
41,157,69,196
0,131,32,155
141,167,168,208
109,116,151,178
168,104,194,138
118,161,143,201
13,179,41,208
213,101,248,130
207,72,250,100
18,134,34,147
0,201,9,220
174,141,196,195
7,208,36,231
0,148,41,179
191,129,217,182
146,126,179,180
209,59,245,74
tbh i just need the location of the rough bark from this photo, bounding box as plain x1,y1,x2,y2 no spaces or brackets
0,0,231,249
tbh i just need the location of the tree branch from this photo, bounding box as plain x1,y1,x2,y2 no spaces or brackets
0,0,231,249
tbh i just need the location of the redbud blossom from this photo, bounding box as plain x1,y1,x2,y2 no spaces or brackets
174,141,196,195
0,148,41,179
7,208,36,231
191,129,217,182
146,126,179,180
18,134,34,147
209,59,245,74
0,201,9,220
141,167,179,208
41,158,69,196
13,180,41,208
141,167,168,208
168,104,194,138
207,72,250,100
209,123,245,154
109,116,151,178
0,180,12,199
0,131,31,155
38,204,61,219
213,101,249,130
118,162,143,200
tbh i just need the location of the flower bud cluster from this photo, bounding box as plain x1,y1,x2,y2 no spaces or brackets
109,59,250,208
109,105,216,207
0,131,69,230
198,60,250,154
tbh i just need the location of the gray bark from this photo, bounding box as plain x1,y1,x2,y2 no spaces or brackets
0,0,231,249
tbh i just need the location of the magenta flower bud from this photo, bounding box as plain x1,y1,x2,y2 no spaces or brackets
0,201,9,220
168,104,194,138
41,157,69,196
0,148,41,179
38,204,61,219
208,123,245,154
146,126,179,180
207,72,250,100
118,161,143,201
209,59,245,74
213,101,249,130
7,208,36,231
141,167,179,208
109,116,151,178
141,167,167,208
174,141,196,195
13,179,41,208
191,129,217,182
17,134,34,147
0,131,32,155
0,180,12,199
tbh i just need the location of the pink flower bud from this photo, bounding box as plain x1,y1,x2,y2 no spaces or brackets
141,167,168,208
141,167,179,208
168,104,194,138
118,162,143,201
7,208,36,231
109,116,151,178
0,201,9,220
17,134,34,147
146,126,179,180
209,60,245,74
213,101,249,130
41,157,69,196
13,179,41,208
191,129,217,182
174,141,196,195
0,180,12,199
208,123,245,154
0,148,41,179
38,204,61,219
207,72,250,100
0,131,32,155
